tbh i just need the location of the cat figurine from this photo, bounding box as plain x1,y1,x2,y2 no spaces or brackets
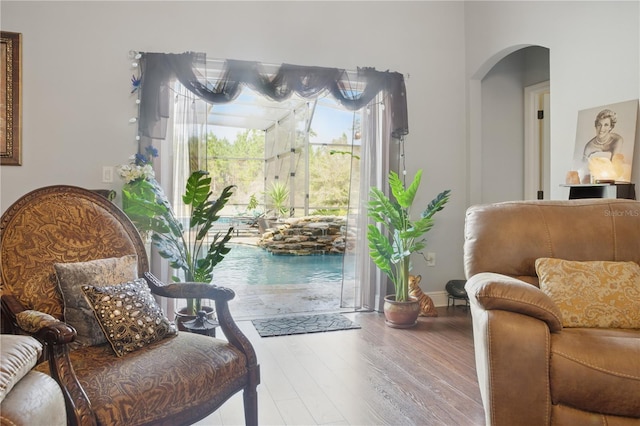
409,274,438,317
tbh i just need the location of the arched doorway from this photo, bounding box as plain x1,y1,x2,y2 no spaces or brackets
468,45,550,205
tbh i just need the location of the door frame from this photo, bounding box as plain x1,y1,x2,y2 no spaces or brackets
524,81,550,200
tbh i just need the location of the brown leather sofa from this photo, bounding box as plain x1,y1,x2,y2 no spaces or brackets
464,199,640,425
0,335,67,426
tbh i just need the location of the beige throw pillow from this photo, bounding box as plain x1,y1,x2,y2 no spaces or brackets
82,278,177,357
0,335,43,402
54,255,138,346
535,258,640,328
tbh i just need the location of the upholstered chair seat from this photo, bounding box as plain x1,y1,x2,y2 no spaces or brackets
549,328,640,418
34,332,248,425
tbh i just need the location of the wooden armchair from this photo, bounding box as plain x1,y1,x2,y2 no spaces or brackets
0,185,260,426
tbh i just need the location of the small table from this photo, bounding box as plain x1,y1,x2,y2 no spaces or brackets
562,183,636,200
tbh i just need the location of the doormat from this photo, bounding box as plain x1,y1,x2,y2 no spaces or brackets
252,313,361,338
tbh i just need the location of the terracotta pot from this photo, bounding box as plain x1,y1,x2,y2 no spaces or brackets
175,306,216,335
383,295,420,328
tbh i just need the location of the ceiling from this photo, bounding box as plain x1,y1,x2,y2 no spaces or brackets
205,90,309,131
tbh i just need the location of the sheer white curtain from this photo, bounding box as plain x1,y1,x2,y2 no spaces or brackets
149,83,210,318
342,93,392,311
171,83,210,221
172,83,214,314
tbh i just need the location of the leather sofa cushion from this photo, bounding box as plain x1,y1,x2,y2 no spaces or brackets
550,328,640,418
464,200,640,279
0,335,42,402
36,331,248,425
552,403,640,426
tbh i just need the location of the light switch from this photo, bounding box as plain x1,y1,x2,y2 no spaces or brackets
102,166,114,183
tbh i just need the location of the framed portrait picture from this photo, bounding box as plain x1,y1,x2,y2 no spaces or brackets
1,31,22,166
572,99,638,183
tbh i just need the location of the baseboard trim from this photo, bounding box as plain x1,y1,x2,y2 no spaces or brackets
430,291,449,307
430,291,470,308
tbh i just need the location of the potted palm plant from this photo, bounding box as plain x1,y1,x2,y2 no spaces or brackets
120,167,235,318
367,169,450,328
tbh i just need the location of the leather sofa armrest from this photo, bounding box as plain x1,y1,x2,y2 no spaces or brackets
466,272,563,332
470,309,553,425
466,274,559,425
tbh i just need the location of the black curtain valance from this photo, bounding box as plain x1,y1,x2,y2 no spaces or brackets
138,52,408,141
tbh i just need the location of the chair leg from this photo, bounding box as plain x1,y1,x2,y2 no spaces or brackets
243,385,258,426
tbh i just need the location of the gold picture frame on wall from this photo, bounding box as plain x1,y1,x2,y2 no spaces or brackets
1,31,22,166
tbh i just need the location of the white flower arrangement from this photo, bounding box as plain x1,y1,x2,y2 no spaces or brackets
117,160,155,183
117,147,158,183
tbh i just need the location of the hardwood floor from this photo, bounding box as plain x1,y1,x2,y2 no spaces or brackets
194,306,485,426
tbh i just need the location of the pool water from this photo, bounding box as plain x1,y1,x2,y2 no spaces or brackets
210,244,351,285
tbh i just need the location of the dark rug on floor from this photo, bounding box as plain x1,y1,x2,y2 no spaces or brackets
252,313,361,337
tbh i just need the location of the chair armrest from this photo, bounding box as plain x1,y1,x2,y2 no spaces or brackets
2,295,76,346
143,273,259,368
465,272,563,332
143,274,236,302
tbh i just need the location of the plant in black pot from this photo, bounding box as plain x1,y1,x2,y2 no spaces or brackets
367,169,450,328
121,168,235,318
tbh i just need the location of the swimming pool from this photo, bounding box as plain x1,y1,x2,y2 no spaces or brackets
210,244,353,286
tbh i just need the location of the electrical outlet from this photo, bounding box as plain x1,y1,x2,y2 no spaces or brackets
102,166,114,183
426,252,436,267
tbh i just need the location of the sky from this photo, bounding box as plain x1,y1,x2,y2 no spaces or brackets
206,91,360,146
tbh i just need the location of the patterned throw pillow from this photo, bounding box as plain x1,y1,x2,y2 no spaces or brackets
535,258,640,328
54,255,138,346
81,278,177,357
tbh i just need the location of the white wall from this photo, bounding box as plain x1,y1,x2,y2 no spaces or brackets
0,1,467,293
466,1,640,200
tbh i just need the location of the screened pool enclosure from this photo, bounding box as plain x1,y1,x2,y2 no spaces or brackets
194,91,362,218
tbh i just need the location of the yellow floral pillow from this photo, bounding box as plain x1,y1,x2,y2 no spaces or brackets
535,258,640,328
